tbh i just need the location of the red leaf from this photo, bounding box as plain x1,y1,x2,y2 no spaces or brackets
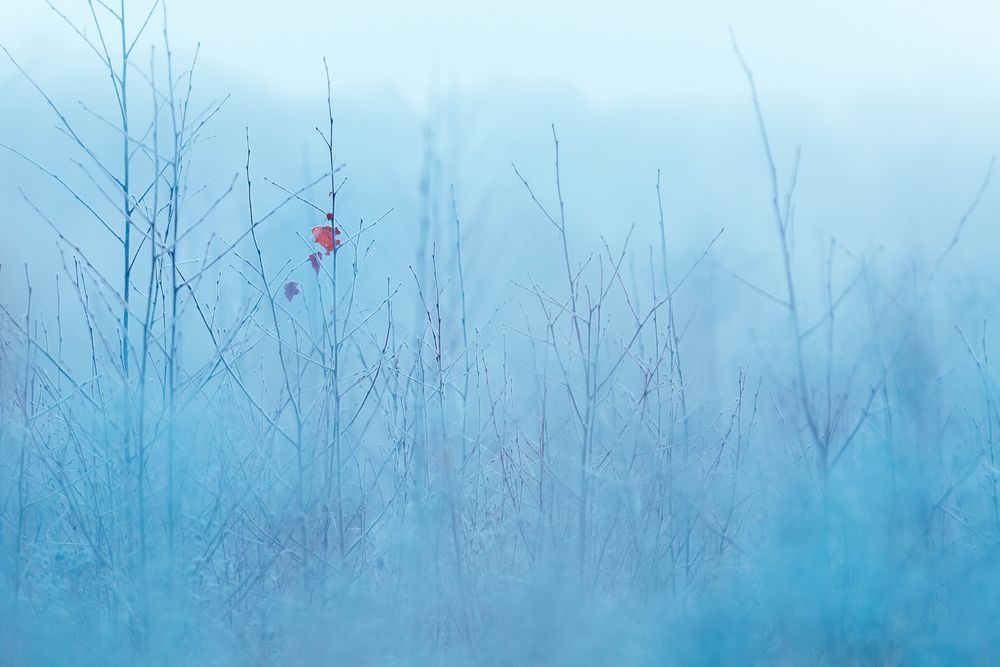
312,225,336,254
283,281,300,302
308,253,322,275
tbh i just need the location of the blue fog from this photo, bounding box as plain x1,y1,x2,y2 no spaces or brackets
2,1,1000,664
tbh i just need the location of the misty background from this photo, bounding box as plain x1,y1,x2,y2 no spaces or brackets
3,1,1000,665
4,0,1000,390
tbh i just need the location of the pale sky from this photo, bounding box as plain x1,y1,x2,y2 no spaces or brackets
4,0,1000,111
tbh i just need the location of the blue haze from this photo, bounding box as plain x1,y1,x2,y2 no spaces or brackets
1,1,1000,664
